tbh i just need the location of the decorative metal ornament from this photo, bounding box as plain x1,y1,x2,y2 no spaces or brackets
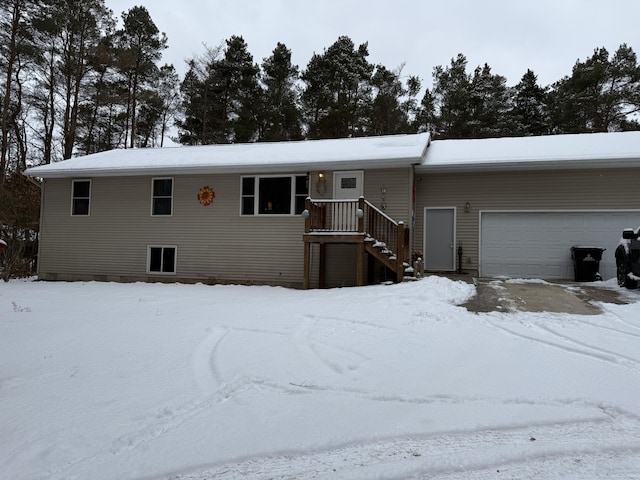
197,186,215,206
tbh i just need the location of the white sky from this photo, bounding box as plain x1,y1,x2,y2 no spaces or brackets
104,0,640,88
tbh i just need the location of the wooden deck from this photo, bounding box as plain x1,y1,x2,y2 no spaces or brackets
302,197,408,289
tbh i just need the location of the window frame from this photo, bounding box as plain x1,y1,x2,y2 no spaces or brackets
151,177,174,216
147,245,177,275
71,179,92,216
240,174,309,216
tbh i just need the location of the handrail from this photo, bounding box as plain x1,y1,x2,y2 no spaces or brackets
305,196,405,258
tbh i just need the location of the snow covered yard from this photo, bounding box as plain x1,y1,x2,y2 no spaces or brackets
1,277,640,480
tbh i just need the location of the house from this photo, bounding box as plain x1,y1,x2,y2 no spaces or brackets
24,130,640,287
24,134,429,288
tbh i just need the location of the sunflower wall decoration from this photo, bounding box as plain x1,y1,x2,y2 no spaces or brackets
197,185,215,206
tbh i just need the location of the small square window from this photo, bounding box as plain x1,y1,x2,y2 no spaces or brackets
148,246,176,274
152,178,173,216
71,180,91,215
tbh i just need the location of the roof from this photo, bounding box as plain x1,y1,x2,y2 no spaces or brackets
23,131,640,179
23,133,431,178
417,131,640,173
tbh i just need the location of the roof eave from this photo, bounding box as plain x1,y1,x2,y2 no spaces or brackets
25,156,422,179
415,156,640,173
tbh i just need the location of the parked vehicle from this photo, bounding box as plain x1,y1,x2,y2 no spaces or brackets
615,227,640,288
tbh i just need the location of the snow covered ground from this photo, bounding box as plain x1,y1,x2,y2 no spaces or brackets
1,277,640,479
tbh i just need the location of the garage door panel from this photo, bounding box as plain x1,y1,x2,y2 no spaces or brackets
481,211,640,280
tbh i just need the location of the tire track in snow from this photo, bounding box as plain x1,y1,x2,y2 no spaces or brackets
163,413,640,480
191,327,229,394
291,315,369,376
482,318,640,372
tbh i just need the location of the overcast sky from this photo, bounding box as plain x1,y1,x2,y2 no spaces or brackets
104,0,640,89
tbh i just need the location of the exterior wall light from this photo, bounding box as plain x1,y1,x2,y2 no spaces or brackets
465,202,471,213
316,172,327,195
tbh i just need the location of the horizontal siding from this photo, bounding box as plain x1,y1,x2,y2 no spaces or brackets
40,174,307,286
415,168,640,276
39,167,413,287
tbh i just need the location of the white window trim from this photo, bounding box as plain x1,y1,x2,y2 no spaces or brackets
70,179,92,216
147,245,177,275
151,177,174,217
240,174,308,216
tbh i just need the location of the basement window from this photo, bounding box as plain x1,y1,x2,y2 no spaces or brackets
241,174,309,215
148,246,176,274
71,179,91,216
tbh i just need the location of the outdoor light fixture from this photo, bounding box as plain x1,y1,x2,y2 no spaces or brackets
316,172,327,195
465,202,471,213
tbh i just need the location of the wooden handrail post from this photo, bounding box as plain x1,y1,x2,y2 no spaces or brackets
357,196,365,233
304,197,311,233
396,221,405,282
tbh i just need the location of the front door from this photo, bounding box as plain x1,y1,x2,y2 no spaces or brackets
424,207,456,271
332,171,364,231
333,171,364,200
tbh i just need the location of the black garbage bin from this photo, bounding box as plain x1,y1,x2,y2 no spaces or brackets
571,246,606,282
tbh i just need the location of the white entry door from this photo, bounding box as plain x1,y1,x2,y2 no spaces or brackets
332,171,364,230
424,207,456,271
333,171,364,199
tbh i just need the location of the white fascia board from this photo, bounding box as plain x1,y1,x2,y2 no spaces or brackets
25,156,421,178
415,156,640,173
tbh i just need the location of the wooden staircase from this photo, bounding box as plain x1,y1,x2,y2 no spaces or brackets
302,197,409,289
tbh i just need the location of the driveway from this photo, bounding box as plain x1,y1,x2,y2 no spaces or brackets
455,276,639,315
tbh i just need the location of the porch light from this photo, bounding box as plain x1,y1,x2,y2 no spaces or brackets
316,172,327,195
465,202,471,213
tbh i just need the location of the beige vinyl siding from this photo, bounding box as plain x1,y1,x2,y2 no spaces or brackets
39,174,308,286
415,168,640,276
38,167,414,287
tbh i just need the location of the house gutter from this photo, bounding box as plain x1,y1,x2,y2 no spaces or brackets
24,156,423,179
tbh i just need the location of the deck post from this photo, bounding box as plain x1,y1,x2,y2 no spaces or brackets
319,243,326,288
357,196,365,233
396,222,405,282
356,242,365,286
303,241,311,289
304,197,311,233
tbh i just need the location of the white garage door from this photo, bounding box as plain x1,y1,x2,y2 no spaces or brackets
480,211,640,280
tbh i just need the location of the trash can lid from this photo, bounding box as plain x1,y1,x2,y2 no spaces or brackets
571,245,606,251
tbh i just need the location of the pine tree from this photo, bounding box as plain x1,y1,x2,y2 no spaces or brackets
550,44,640,133
259,42,302,141
301,36,374,139
115,6,167,148
468,63,510,138
509,69,549,136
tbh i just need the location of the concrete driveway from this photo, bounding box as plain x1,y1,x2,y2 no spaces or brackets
455,276,639,315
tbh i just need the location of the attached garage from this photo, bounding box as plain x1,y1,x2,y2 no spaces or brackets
480,211,640,280
415,131,640,281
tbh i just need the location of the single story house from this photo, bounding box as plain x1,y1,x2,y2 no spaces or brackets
24,130,640,287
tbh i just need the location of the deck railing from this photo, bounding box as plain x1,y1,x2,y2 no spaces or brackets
304,197,407,260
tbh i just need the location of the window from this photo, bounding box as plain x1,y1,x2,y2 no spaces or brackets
241,175,308,215
71,180,91,215
148,246,176,274
152,178,173,216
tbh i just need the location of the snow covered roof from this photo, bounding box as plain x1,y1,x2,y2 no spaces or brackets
417,131,640,172
23,131,640,179
23,133,431,178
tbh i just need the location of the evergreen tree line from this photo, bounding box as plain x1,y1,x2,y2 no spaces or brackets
3,0,640,183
